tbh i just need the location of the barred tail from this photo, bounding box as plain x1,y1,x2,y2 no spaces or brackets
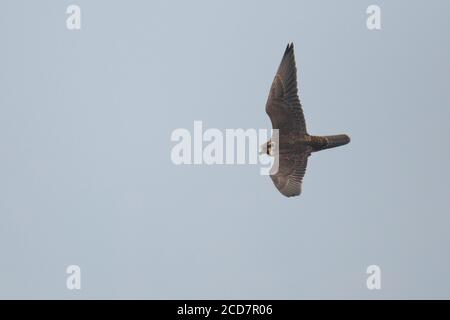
322,134,350,150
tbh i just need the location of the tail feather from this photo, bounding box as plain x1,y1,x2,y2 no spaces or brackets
322,134,350,150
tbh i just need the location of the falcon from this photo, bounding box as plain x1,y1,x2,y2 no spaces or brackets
260,43,350,197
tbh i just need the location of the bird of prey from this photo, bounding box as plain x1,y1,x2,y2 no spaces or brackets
260,43,350,197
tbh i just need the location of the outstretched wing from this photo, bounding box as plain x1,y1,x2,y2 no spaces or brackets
270,148,311,197
265,43,307,135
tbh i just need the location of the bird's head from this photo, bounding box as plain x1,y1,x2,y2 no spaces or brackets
259,140,276,156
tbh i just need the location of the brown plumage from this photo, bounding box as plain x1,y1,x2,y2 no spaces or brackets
262,43,350,197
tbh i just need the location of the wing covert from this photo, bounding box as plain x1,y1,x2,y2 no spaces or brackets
270,148,311,197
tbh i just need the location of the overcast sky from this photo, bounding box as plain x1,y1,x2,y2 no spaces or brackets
0,0,449,298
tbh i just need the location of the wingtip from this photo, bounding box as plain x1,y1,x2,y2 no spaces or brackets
284,42,295,55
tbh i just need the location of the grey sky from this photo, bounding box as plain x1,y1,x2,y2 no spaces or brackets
0,0,449,299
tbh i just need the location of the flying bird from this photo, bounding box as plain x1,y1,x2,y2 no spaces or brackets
261,43,350,197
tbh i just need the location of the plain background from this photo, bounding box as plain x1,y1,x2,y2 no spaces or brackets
0,0,449,299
